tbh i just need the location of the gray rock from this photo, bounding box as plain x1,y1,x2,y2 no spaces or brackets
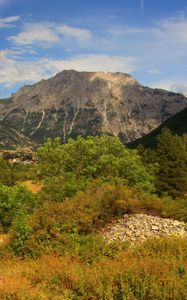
102,213,187,244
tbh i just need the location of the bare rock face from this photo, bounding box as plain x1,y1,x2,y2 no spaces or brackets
0,70,187,146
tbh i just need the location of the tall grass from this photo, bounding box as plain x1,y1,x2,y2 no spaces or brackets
1,237,187,299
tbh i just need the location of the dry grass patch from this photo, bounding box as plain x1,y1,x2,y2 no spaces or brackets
0,234,11,247
1,238,187,299
20,180,42,194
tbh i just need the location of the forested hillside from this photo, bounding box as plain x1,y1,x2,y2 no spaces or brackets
129,107,187,148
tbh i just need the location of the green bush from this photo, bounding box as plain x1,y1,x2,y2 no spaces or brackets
0,184,36,232
11,212,31,256
37,136,156,202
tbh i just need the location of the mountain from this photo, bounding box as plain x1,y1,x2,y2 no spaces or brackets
0,121,33,149
0,70,187,148
128,107,187,149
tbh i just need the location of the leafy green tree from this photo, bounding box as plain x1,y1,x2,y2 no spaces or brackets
37,136,156,201
0,157,32,186
11,211,31,256
0,184,36,231
37,137,65,178
0,157,18,186
155,128,187,198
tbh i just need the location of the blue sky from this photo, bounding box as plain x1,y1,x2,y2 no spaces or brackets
0,0,187,98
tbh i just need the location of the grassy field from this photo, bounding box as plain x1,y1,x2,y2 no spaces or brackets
0,236,187,299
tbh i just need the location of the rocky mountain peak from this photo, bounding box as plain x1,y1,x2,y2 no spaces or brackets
0,69,187,148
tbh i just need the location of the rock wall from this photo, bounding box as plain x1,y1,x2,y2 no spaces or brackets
103,214,187,243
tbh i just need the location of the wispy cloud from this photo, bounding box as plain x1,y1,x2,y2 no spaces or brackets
170,83,187,96
57,24,92,41
0,15,20,28
149,80,187,96
45,54,137,73
108,15,187,44
0,49,49,87
141,0,144,13
1,13,187,96
9,22,92,46
9,23,60,45
0,51,137,87
153,17,187,43
108,27,148,36
0,0,9,6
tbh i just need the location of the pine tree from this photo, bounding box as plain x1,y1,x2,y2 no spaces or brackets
155,128,187,198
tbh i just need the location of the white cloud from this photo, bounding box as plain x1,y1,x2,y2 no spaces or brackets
45,54,136,73
153,17,187,43
0,50,49,87
2,14,187,94
149,80,187,96
57,25,91,40
9,22,92,46
0,15,20,28
170,83,187,96
108,16,187,44
0,52,137,87
9,23,60,45
105,15,187,81
108,27,147,36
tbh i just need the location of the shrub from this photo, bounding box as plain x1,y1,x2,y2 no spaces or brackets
10,179,187,257
11,212,31,256
0,184,36,232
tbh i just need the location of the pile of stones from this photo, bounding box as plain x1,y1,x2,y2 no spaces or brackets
103,214,187,243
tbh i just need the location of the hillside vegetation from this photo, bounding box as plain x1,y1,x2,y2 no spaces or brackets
0,131,187,299
129,107,187,148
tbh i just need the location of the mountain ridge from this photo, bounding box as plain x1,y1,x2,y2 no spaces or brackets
128,107,187,148
0,70,187,148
